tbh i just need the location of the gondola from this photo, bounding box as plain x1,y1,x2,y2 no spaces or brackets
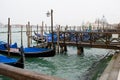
32,36,46,43
0,41,55,57
44,32,57,42
0,54,24,68
0,42,24,68
34,30,41,37
33,31,58,43
32,31,46,43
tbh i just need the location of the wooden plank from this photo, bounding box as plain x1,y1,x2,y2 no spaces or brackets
0,63,65,80
58,41,120,49
107,53,120,80
117,70,120,80
99,54,116,80
99,53,120,80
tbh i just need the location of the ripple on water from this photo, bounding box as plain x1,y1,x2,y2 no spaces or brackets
25,47,109,80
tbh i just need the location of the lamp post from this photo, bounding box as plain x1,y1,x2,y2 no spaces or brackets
46,9,54,49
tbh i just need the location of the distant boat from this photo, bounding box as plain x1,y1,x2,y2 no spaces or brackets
0,41,55,57
32,31,46,43
82,32,90,41
44,32,57,42
33,31,58,43
32,36,46,43
34,30,41,37
0,54,24,68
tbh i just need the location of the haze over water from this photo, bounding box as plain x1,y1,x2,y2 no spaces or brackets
0,0,120,25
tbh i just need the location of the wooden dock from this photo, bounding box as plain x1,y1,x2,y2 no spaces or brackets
46,31,120,54
0,63,65,80
99,52,120,80
57,31,120,49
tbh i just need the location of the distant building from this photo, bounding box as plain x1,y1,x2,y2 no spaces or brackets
83,16,114,31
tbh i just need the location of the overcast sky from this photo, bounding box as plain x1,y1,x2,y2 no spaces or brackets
0,0,120,25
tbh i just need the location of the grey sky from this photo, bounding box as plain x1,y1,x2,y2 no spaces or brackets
0,0,120,25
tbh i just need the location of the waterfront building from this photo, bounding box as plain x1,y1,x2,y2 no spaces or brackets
83,16,114,31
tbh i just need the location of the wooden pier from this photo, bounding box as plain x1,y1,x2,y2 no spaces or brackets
59,31,120,49
48,30,120,54
99,51,120,80
0,63,65,80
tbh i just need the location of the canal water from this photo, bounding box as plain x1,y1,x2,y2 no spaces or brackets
0,27,110,80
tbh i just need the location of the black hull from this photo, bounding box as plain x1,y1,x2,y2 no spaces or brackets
0,49,55,57
24,49,55,57
6,57,24,68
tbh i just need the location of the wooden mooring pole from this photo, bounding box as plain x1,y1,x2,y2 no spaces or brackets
30,24,32,44
10,22,12,45
64,45,67,52
0,63,64,80
41,21,44,39
21,26,23,46
77,46,84,55
45,24,47,32
26,22,31,47
7,18,10,56
59,45,67,53
36,24,39,47
63,32,67,52
60,45,64,53
57,25,60,53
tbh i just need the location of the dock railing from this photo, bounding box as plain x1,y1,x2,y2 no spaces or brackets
57,30,120,49
0,63,65,80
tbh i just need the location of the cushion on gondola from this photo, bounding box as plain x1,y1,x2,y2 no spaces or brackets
23,47,50,53
0,55,17,63
10,42,17,48
0,44,6,50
